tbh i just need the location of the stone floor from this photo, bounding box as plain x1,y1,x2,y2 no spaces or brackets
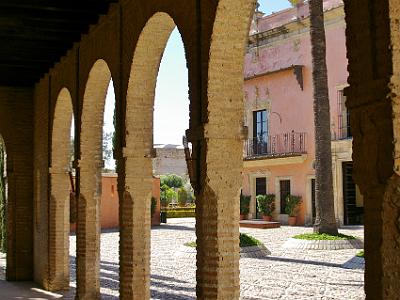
0,218,365,299
63,218,364,300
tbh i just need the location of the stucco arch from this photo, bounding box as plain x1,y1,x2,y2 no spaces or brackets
78,59,112,299
48,87,74,291
121,12,177,299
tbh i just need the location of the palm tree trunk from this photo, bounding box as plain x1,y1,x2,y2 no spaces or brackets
0,141,6,252
309,0,338,235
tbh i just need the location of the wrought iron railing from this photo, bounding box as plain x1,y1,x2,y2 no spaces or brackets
244,131,307,159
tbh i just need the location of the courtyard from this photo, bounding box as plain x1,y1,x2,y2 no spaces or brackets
60,218,364,300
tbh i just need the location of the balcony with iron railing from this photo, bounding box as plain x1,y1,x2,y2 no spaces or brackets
244,131,307,160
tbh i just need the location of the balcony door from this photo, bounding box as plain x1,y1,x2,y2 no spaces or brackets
253,109,268,155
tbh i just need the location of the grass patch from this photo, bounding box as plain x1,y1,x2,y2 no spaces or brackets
293,232,356,240
184,241,197,248
185,233,263,248
239,233,263,247
356,250,364,258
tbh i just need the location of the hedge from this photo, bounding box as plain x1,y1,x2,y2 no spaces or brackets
162,207,196,218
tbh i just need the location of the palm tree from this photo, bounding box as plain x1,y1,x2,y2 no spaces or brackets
308,0,338,234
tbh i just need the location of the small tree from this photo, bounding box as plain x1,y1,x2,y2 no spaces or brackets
160,174,184,189
160,184,170,207
177,187,187,207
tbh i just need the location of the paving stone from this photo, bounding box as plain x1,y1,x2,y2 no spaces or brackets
58,218,365,299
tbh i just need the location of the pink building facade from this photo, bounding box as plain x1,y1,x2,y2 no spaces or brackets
242,0,363,226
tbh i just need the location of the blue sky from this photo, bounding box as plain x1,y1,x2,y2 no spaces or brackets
103,0,293,150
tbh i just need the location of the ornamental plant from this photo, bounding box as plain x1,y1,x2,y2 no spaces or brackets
285,194,302,217
177,187,187,207
256,194,275,216
151,197,157,217
240,194,251,215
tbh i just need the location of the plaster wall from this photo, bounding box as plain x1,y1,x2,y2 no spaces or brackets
242,3,349,225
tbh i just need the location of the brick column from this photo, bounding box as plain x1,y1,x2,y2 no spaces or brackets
75,162,101,300
120,12,176,299
75,59,111,299
119,154,152,299
195,138,242,299
345,0,400,298
48,87,73,291
48,170,70,290
194,0,255,298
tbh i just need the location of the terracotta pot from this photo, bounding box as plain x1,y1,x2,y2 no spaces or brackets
288,216,297,226
262,215,272,222
240,214,247,220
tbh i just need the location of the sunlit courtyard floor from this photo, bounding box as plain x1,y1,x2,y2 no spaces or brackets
62,218,364,300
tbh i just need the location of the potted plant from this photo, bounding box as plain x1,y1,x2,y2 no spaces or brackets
285,195,302,226
240,194,251,220
256,194,275,221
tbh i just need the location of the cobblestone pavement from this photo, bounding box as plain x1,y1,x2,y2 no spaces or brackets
62,218,364,300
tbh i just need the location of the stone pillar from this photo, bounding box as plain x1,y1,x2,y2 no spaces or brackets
345,0,400,298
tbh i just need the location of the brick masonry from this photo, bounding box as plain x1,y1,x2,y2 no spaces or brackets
0,87,34,281
0,0,394,300
345,0,400,299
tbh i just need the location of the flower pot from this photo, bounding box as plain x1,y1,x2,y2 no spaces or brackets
240,214,247,220
262,215,272,222
288,216,297,226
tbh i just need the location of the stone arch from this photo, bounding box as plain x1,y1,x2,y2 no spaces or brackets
122,12,177,298
195,0,257,298
78,59,112,299
48,87,74,291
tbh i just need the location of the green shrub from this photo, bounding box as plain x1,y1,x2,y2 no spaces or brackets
256,194,275,216
285,194,302,216
240,194,251,215
177,188,187,206
164,207,196,218
151,197,157,217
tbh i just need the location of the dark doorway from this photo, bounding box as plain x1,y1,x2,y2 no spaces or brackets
311,178,316,222
342,162,363,225
279,180,290,214
255,177,266,219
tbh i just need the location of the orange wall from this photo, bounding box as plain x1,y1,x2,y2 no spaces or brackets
100,175,119,228
100,175,161,228
72,175,160,230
